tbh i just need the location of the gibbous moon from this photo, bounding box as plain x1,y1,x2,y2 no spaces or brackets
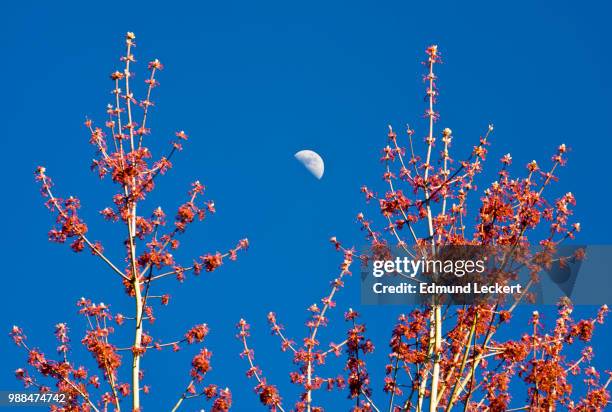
294,150,324,179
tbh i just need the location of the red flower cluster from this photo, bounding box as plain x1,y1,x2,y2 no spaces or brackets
344,310,374,400
190,348,213,381
185,324,210,344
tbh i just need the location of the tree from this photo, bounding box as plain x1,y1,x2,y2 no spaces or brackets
10,33,247,412
237,45,610,411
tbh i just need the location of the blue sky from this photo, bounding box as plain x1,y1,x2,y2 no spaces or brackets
1,1,611,410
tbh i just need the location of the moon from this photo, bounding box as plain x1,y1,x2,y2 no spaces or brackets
294,150,324,179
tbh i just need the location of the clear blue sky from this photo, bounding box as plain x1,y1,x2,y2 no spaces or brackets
1,1,611,410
